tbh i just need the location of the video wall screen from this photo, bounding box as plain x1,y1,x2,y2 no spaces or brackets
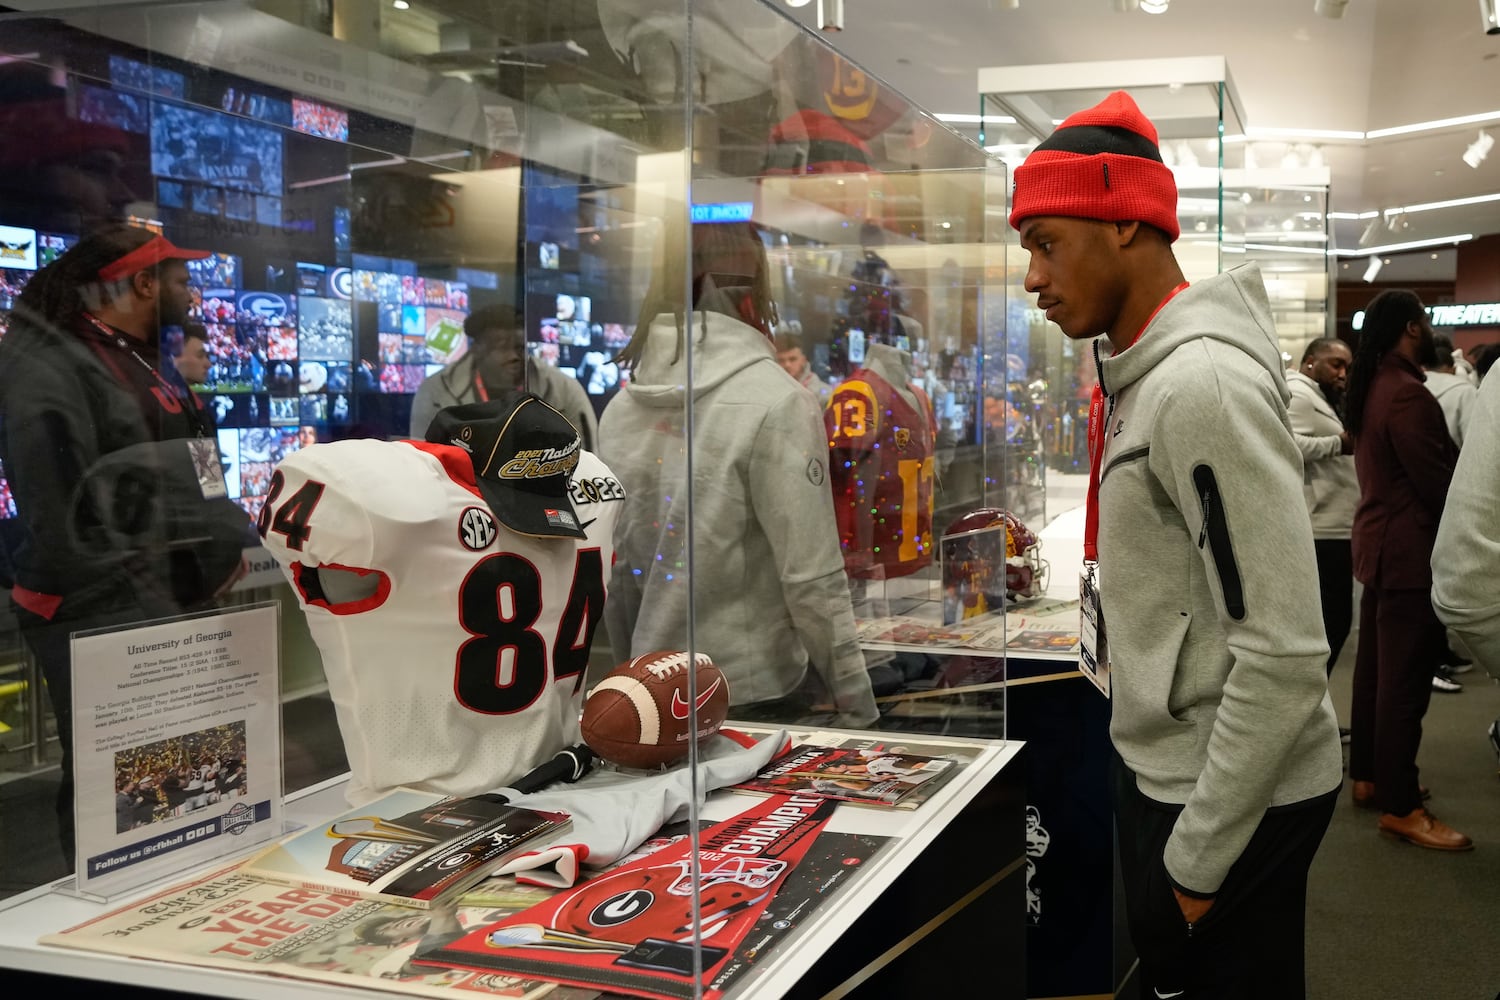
0,40,653,518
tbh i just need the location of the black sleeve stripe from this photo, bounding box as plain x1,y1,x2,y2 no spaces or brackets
1192,464,1246,621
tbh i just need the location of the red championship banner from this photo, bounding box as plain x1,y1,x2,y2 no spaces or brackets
415,795,837,1000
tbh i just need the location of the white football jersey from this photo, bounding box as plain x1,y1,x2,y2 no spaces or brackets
259,439,625,804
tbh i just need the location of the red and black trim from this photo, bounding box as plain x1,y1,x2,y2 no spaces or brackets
290,561,391,616
12,584,62,621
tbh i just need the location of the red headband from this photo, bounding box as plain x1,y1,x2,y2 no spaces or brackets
97,235,210,282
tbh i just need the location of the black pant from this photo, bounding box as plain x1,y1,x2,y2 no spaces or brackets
1349,584,1445,815
18,608,79,867
1112,755,1336,999
17,603,146,869
1313,539,1353,675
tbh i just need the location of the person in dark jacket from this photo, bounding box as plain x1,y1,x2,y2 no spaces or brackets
1343,288,1470,850
0,225,250,864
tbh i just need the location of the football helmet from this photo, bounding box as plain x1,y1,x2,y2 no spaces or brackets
945,507,1050,601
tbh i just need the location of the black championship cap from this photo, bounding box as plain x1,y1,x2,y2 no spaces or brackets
425,395,587,539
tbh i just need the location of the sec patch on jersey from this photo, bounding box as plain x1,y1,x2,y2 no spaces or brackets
580,651,730,769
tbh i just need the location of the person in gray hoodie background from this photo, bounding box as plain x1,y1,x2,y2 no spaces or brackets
1421,331,1477,450
1430,366,1500,771
1010,91,1341,1000
1286,337,1358,683
597,219,877,729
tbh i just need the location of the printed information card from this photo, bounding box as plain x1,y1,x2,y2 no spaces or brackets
71,602,283,899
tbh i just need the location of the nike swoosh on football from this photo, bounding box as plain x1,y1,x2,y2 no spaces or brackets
670,678,722,719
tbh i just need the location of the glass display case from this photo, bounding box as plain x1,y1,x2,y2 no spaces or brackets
976,56,1247,516
976,57,1336,530
1232,167,1335,355
0,3,1028,997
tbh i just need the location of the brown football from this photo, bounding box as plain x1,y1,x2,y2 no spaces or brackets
580,651,731,769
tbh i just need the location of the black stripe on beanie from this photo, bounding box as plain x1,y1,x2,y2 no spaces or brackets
1034,124,1163,163
764,137,875,174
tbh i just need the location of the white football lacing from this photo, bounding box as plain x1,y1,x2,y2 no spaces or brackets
639,651,714,678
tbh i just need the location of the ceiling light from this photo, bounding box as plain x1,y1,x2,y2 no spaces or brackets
1140,0,1169,11
784,0,813,6
936,113,1018,124
1313,0,1347,17
1482,0,1500,35
1362,257,1383,283
392,0,409,7
1334,233,1475,256
1114,0,1140,9
817,0,844,30
1367,110,1500,139
1463,129,1493,168
1359,217,1385,247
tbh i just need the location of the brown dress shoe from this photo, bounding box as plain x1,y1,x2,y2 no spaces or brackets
1377,808,1473,851
1351,781,1430,809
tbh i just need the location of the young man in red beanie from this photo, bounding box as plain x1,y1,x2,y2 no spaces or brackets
1011,91,1342,998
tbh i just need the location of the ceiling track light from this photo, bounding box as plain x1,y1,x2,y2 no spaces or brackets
1313,0,1348,18
1362,257,1383,283
1358,217,1383,247
1463,129,1494,168
817,0,844,31
1140,0,1169,11
1482,0,1500,35
784,0,814,7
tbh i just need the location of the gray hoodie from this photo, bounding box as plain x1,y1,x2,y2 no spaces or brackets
1095,263,1342,896
1431,370,1500,678
597,309,877,725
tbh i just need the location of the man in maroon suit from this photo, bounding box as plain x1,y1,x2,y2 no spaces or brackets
1343,288,1470,850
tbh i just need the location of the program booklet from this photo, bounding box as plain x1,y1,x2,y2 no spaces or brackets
730,744,957,808
240,788,569,909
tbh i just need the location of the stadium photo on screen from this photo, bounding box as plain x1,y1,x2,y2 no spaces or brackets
187,253,241,290
108,55,186,98
292,98,349,141
76,84,148,134
424,307,468,365
203,322,264,393
296,296,353,361
151,102,283,196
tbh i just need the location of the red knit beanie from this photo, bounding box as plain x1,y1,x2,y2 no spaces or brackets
1008,90,1179,242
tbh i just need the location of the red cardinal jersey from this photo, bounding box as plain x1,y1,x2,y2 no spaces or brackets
825,369,935,579
258,438,624,804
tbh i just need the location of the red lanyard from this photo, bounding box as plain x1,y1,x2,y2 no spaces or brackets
473,372,490,402
1083,282,1189,562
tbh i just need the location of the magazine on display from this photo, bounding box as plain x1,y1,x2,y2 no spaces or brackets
39,864,559,999
730,744,957,808
240,788,570,909
416,795,840,1000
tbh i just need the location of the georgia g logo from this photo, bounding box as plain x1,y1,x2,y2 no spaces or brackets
459,506,498,551
589,889,654,927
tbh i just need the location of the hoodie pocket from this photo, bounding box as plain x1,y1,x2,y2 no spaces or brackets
1192,464,1245,622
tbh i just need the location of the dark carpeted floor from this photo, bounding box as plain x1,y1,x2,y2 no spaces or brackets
1308,639,1500,1000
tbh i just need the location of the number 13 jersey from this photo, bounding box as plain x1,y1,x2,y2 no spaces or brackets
825,369,935,580
259,438,623,805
